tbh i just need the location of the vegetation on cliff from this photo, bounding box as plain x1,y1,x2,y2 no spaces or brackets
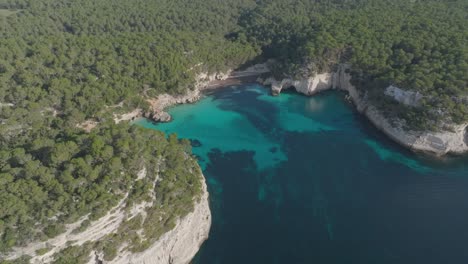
0,0,466,262
0,122,203,262
1,0,247,260
239,0,467,128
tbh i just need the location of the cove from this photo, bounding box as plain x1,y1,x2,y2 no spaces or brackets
135,84,468,264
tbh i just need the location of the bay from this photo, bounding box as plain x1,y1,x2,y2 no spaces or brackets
136,84,468,264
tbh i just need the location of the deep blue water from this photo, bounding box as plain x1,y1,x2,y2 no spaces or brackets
136,84,468,264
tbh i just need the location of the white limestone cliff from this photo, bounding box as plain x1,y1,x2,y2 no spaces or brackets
262,64,468,156
146,71,231,122
5,171,211,264
384,85,423,107
146,63,269,122
110,71,231,124
107,176,211,264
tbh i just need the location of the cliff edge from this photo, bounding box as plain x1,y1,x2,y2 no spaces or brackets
5,170,211,264
262,64,467,156
108,176,211,264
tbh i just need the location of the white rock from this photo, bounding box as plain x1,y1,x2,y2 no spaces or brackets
7,173,211,264
110,176,211,264
146,70,232,120
263,64,468,155
384,85,423,107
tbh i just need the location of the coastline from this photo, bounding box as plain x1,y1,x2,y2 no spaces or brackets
119,64,270,124
133,62,466,157
101,62,465,262
259,64,467,156
6,168,211,264
109,173,211,264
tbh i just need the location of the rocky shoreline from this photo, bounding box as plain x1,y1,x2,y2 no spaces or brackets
96,61,465,263
141,63,270,123
143,71,233,122
260,64,467,156
134,62,466,156
4,168,210,264
109,174,211,264
112,72,230,124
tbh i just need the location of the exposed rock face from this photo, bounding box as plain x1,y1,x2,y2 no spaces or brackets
264,73,333,96
109,176,211,264
0,102,14,107
146,111,172,123
146,71,231,122
6,171,211,264
114,109,142,124
365,107,468,155
465,126,468,146
263,64,468,156
117,64,269,124
384,85,423,107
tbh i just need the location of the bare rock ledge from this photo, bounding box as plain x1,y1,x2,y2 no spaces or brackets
108,176,211,264
144,71,231,123
5,173,211,264
261,64,468,156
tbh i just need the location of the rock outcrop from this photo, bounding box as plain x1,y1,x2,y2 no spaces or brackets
264,72,333,96
113,63,270,125
145,111,172,123
364,107,468,155
109,71,232,125
108,176,211,264
6,172,211,264
262,64,468,156
384,85,423,107
145,71,231,122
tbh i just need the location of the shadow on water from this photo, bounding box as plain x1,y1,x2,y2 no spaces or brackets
137,84,468,264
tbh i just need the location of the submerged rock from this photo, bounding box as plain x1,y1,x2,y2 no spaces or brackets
190,139,203,147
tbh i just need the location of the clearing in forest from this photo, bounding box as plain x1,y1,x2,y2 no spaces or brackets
0,9,20,17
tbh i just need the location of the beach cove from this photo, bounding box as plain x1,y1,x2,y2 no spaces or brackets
136,84,468,264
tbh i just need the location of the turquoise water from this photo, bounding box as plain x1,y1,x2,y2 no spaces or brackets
136,84,468,264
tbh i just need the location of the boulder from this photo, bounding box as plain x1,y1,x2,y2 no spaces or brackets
151,111,172,123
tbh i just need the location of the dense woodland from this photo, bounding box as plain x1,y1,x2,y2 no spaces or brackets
1,0,257,262
0,0,467,262
239,0,467,128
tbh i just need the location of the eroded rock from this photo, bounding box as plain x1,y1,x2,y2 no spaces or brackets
152,111,172,123
262,64,468,156
111,175,211,264
384,85,423,107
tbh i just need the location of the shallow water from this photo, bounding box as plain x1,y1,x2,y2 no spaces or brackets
136,84,468,264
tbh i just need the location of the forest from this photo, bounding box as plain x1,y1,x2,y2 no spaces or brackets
1,0,257,262
238,0,467,128
0,0,466,262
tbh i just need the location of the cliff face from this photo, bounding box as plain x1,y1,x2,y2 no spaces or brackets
146,71,231,122
384,85,423,107
6,172,211,264
262,64,468,156
111,71,231,124
146,64,271,123
108,176,211,264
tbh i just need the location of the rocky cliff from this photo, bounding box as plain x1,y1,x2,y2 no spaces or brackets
111,71,231,124
261,64,468,156
145,71,231,122
6,171,211,264
108,176,211,264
